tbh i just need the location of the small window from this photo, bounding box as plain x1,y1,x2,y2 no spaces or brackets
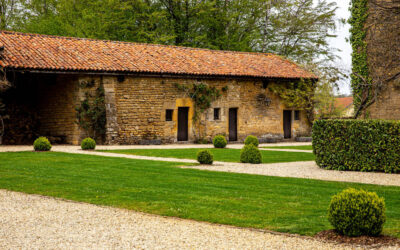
214,108,220,120
166,109,173,121
294,110,300,121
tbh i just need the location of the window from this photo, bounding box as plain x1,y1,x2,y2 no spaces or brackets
294,110,300,121
214,108,220,120
165,109,173,121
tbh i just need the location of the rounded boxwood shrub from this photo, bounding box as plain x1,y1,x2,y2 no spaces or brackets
33,137,52,151
240,145,262,164
244,135,259,147
328,188,386,237
197,150,213,164
81,137,96,150
213,135,227,148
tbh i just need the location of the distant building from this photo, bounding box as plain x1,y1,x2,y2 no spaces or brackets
335,97,354,117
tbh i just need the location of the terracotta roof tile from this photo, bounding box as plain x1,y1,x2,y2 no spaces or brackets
335,97,353,109
0,31,317,79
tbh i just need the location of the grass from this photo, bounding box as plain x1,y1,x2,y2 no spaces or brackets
263,145,313,150
99,148,315,163
0,151,399,238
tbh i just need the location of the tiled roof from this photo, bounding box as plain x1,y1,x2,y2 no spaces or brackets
0,31,317,79
335,97,353,109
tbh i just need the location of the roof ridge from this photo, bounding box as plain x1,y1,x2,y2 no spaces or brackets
0,30,279,57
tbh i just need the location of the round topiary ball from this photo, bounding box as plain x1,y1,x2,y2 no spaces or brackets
240,144,262,164
244,135,259,147
81,137,96,150
328,188,386,237
213,135,227,148
197,150,213,164
33,137,52,151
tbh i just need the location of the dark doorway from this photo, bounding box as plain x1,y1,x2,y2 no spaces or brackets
283,110,292,139
178,107,189,141
229,108,238,141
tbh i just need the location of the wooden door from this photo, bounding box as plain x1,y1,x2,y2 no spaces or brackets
283,110,292,139
178,107,189,141
229,108,238,141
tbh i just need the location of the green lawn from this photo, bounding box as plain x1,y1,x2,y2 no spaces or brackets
263,145,313,150
99,148,315,163
0,152,399,237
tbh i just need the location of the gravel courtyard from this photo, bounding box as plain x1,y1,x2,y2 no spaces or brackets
1,144,400,249
0,189,382,250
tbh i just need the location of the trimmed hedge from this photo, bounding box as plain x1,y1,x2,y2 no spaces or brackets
213,135,227,148
328,188,386,237
197,150,213,164
33,137,52,151
312,119,400,173
81,137,96,150
244,135,259,147
240,145,262,164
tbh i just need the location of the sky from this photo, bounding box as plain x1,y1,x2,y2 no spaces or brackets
329,0,352,95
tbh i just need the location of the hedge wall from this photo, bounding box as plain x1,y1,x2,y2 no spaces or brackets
312,119,400,173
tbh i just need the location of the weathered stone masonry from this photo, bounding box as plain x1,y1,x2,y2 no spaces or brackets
103,76,310,144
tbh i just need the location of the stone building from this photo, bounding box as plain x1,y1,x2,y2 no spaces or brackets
361,0,400,119
0,31,316,145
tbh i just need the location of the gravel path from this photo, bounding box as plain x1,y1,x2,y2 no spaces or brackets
0,189,376,250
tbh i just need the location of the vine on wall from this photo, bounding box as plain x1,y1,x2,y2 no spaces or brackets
349,0,370,115
75,81,106,142
175,82,221,121
175,82,222,140
269,80,315,124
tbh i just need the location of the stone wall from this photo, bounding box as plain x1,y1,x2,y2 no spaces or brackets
36,75,81,144
110,76,311,144
365,0,400,119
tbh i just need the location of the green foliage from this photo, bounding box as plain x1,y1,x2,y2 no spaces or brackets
349,0,370,111
76,85,106,141
269,80,315,123
33,137,52,151
328,188,386,237
312,119,400,173
240,145,262,164
175,82,221,121
244,135,259,147
213,135,227,148
81,137,96,150
197,149,213,165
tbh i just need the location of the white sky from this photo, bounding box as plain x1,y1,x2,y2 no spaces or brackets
329,0,352,95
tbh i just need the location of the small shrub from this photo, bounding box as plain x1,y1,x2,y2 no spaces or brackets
197,150,213,164
240,145,262,164
81,137,96,150
328,188,386,237
213,135,227,148
33,137,52,151
244,135,259,147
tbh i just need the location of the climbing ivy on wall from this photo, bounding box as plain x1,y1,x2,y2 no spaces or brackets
76,81,106,142
175,82,222,122
349,0,370,113
269,80,315,124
